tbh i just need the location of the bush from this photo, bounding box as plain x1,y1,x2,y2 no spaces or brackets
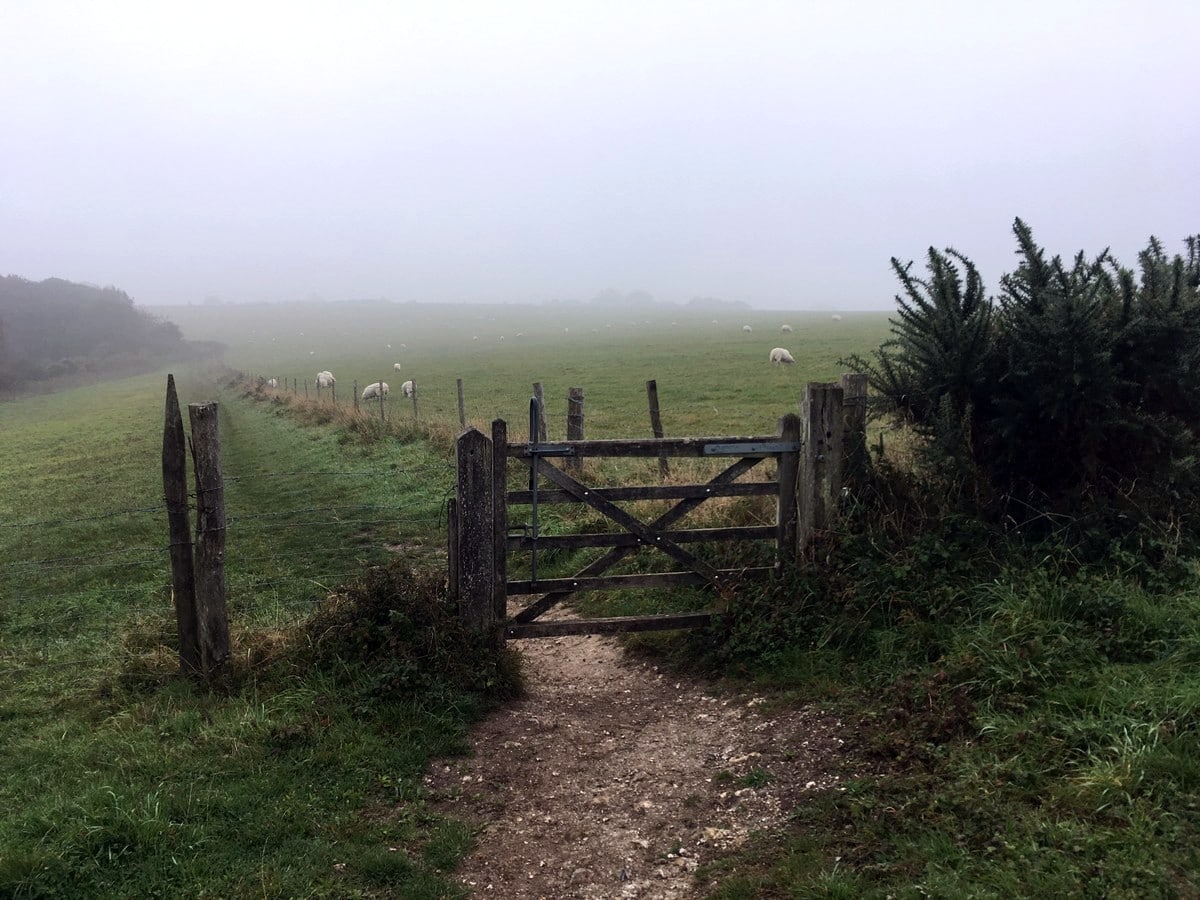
302,561,522,705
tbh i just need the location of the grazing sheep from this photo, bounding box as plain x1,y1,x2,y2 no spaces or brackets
361,381,389,401
400,380,415,398
781,324,793,333
742,325,753,333
769,347,796,365
316,371,335,388
266,378,278,388
393,362,403,372
831,314,843,321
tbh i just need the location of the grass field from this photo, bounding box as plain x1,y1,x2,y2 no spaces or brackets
0,308,891,897
155,301,892,438
9,301,1198,897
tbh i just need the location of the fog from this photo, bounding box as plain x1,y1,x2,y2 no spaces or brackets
2,1,1196,310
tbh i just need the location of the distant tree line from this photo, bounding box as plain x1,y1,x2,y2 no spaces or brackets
0,276,208,390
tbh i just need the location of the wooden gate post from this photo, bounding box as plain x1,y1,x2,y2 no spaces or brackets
840,373,869,487
798,383,844,553
455,427,496,639
162,375,200,675
776,412,801,571
532,382,548,440
187,402,231,677
646,379,670,480
566,387,584,473
491,419,508,636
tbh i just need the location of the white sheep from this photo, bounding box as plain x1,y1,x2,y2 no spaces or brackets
781,324,793,333
316,371,335,388
742,325,753,333
401,380,415,398
266,377,278,388
769,347,796,365
831,314,843,322
361,381,389,401
393,362,403,372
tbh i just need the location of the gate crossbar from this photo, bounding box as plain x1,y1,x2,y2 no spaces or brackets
510,454,764,624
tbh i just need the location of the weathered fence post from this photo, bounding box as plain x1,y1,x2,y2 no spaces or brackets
566,387,584,473
840,373,869,487
646,378,669,480
304,380,309,398
455,428,495,638
798,383,845,553
776,412,802,572
331,381,337,405
491,419,508,638
457,378,466,428
447,498,460,609
532,382,548,440
409,380,418,423
353,380,359,412
379,376,386,423
162,375,200,675
188,402,231,677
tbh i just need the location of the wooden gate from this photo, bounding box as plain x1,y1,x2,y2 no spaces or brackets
448,379,864,643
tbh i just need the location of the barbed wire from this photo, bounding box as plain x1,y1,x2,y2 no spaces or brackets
0,504,166,530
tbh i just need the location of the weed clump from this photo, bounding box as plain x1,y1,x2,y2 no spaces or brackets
301,561,522,705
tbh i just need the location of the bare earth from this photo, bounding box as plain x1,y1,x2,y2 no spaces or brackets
423,629,858,899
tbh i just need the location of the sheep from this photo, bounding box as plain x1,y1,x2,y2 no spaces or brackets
266,377,278,388
361,381,389,401
781,324,793,333
742,325,753,333
315,371,335,388
831,314,843,322
769,347,796,365
401,380,415,398
393,362,403,372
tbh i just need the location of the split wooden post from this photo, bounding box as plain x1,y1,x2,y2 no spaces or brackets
457,378,466,428
798,382,844,553
491,419,508,638
775,412,802,572
840,373,869,487
455,427,496,638
162,375,200,675
646,379,669,480
566,387,584,473
532,382,548,440
447,499,460,609
187,401,231,677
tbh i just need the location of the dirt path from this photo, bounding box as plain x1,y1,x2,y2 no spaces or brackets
424,629,857,899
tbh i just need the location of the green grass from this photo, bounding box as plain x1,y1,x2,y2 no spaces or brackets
0,367,478,897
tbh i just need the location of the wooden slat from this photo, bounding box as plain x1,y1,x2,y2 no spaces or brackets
506,612,720,639
507,525,775,551
507,435,781,459
511,456,764,623
507,481,776,505
506,566,773,595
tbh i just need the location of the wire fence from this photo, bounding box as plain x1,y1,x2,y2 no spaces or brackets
1,456,455,680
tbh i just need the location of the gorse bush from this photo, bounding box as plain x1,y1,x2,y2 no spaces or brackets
845,219,1200,523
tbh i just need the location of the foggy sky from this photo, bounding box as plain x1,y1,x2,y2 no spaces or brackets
2,1,1197,310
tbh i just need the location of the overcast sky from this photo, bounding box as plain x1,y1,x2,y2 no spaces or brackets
2,1,1196,310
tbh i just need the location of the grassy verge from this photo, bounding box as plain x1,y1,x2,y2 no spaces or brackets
677,518,1200,897
0,367,515,897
